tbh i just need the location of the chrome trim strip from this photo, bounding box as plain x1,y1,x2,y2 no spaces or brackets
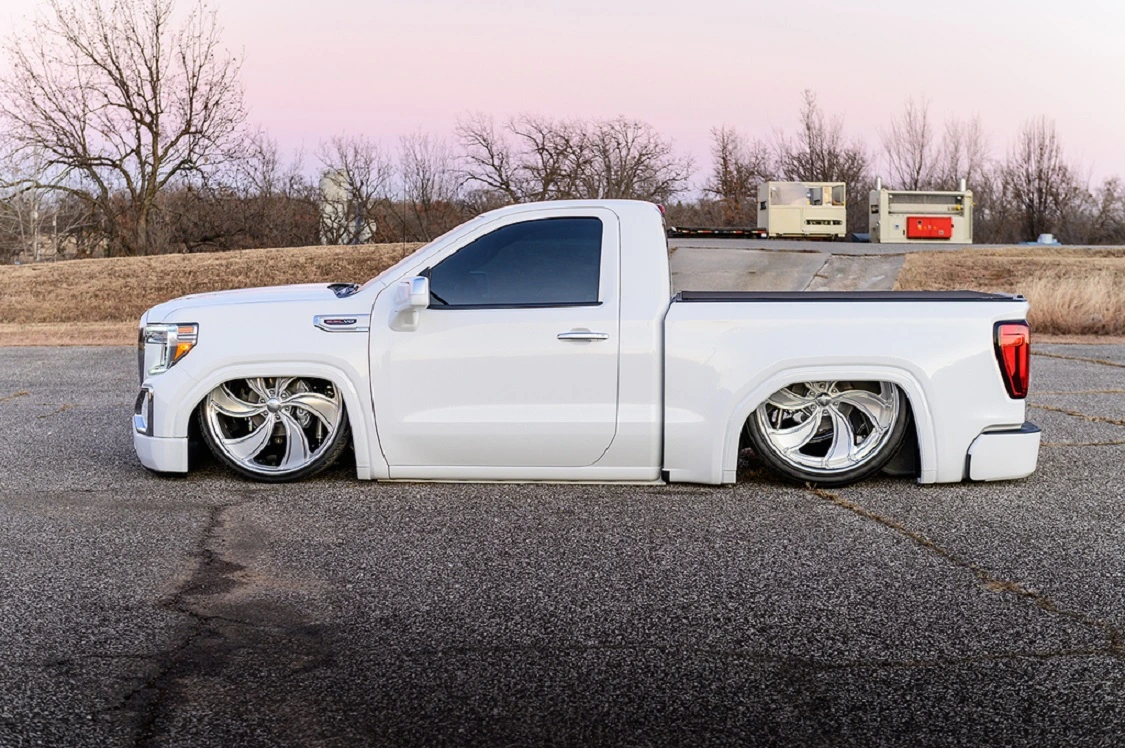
313,314,371,333
133,387,154,436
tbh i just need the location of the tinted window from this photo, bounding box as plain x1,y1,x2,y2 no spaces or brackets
427,217,602,307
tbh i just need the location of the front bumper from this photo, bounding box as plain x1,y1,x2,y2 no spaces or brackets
134,431,189,473
966,422,1041,481
132,374,194,473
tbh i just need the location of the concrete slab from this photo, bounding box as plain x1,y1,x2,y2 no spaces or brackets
669,246,827,293
805,254,907,291
668,240,904,293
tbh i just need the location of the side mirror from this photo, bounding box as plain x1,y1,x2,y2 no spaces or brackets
393,275,430,313
390,275,430,331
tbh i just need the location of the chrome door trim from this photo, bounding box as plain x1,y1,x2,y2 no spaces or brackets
557,330,609,341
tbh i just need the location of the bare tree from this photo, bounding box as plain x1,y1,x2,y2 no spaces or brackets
1000,116,1081,240
0,184,56,263
237,135,319,248
967,162,1006,242
400,130,462,241
704,125,773,225
0,146,93,262
456,112,520,204
580,117,692,202
0,150,52,262
317,134,394,245
457,113,692,205
508,115,591,201
457,113,589,203
776,91,869,183
0,0,246,256
126,126,319,254
882,97,935,190
934,115,989,189
237,130,291,199
775,90,872,231
1085,177,1125,244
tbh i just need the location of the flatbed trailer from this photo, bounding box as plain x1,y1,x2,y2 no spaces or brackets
667,226,767,239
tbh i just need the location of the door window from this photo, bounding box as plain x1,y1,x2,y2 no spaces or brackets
427,217,602,308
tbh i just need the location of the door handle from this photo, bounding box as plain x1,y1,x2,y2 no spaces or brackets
557,330,609,341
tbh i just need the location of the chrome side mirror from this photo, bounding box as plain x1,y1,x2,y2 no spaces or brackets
393,275,430,313
390,275,430,331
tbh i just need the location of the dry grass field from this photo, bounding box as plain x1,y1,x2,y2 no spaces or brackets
1,243,1122,344
0,243,421,345
896,247,1125,336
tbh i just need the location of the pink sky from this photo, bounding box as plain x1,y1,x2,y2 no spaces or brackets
5,0,1125,184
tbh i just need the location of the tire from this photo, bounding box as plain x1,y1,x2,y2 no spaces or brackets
745,380,910,486
198,376,351,483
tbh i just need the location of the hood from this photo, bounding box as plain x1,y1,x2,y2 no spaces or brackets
144,283,343,323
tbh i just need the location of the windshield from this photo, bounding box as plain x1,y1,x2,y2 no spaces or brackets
357,221,465,291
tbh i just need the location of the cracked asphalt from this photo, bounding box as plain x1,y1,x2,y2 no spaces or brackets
0,345,1123,746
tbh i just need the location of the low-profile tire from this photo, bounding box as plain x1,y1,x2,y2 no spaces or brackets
745,380,910,487
198,376,351,483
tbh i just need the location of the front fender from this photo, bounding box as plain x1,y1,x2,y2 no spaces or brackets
159,361,386,480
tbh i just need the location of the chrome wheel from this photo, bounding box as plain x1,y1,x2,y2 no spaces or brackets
747,381,907,484
201,377,348,480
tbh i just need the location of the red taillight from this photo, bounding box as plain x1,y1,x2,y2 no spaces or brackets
994,321,1030,398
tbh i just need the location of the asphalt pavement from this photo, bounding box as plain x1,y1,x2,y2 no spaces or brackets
1,346,1123,746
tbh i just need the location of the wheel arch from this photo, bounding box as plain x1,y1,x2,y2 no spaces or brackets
720,364,938,484
171,362,382,480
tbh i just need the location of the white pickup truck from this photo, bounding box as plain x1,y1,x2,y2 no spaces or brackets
133,200,1039,486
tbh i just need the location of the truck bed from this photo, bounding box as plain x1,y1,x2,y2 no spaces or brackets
662,289,1031,485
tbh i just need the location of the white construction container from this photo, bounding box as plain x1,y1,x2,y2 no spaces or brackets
757,182,846,239
868,179,973,244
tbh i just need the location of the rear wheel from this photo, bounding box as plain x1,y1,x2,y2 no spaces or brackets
199,377,350,482
745,380,909,486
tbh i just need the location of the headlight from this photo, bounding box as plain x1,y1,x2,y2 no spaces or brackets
138,323,198,381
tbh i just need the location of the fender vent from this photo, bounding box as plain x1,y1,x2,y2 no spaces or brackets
313,314,370,333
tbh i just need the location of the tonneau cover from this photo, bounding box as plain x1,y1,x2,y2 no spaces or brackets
674,290,1024,303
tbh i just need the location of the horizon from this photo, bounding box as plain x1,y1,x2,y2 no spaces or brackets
3,0,1124,187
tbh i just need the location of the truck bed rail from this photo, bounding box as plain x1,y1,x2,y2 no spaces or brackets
673,290,1025,303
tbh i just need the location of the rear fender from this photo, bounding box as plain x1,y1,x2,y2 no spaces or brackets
722,365,937,484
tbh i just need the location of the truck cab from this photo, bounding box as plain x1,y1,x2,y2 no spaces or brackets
367,201,670,482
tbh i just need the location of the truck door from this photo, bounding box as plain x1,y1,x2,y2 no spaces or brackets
370,208,621,470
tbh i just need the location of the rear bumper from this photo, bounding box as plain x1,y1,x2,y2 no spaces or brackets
966,422,1040,481
134,431,189,474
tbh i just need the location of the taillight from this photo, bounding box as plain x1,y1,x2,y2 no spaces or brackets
994,321,1030,398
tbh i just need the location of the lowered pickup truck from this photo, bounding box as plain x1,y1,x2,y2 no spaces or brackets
133,200,1039,486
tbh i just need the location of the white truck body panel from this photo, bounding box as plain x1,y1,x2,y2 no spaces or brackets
370,206,622,470
663,296,1029,484
133,199,1037,486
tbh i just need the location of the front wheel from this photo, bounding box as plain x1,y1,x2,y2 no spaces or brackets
745,380,909,486
199,377,350,482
